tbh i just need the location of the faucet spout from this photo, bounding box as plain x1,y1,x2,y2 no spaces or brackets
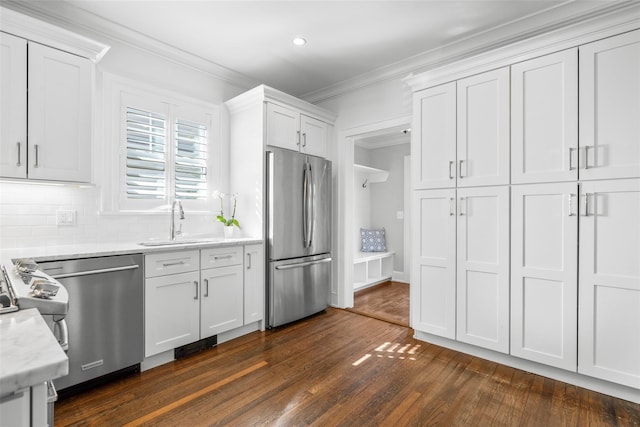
170,200,185,240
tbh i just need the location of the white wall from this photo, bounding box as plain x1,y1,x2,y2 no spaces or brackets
0,24,250,250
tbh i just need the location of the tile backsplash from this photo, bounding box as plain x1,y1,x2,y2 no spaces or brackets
0,181,222,249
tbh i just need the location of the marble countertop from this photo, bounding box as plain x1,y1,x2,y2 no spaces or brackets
0,308,68,397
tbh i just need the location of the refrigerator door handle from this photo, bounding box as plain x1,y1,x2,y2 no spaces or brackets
303,162,313,248
275,257,332,270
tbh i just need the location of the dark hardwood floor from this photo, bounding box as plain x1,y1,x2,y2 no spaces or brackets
55,308,640,426
347,281,409,326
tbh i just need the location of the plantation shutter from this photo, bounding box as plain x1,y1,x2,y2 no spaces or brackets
125,107,167,199
175,118,208,200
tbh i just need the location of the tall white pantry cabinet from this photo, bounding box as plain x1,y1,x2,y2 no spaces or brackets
410,28,640,395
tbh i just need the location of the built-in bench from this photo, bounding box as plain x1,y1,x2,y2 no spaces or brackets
353,251,394,291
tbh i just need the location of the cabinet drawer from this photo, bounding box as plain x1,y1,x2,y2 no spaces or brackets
145,250,199,278
201,246,243,269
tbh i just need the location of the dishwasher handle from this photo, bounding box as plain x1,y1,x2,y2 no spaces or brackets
50,264,140,279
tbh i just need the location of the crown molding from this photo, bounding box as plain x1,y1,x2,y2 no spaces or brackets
0,6,110,62
304,1,640,103
0,0,259,91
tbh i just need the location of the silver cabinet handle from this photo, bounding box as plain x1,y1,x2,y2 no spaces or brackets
16,142,22,166
194,280,199,300
302,133,307,147
568,193,577,216
34,144,39,168
448,161,455,179
296,130,301,147
581,193,593,216
204,278,209,297
213,254,233,260
569,147,577,171
162,260,185,267
459,197,466,216
583,145,593,170
449,197,455,216
459,160,465,178
51,264,139,279
247,252,252,269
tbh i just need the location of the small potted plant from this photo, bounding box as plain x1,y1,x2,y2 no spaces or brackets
213,191,240,238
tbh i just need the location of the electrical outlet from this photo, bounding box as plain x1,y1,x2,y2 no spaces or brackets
56,210,77,226
397,210,404,220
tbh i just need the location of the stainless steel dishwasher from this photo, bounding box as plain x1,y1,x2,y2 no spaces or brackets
38,254,143,391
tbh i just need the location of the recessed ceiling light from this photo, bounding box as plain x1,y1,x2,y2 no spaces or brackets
292,37,307,46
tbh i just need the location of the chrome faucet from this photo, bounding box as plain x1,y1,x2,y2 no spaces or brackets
170,200,185,240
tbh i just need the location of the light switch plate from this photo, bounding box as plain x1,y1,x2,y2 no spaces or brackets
397,210,404,220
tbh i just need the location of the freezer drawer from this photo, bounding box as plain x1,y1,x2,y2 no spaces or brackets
268,255,331,328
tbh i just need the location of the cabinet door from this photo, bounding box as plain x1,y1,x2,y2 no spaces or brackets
511,183,577,370
0,33,27,179
511,49,578,184
579,30,640,181
579,179,640,389
145,271,200,357
412,82,456,189
244,244,264,325
266,102,300,152
457,67,510,187
300,114,328,158
201,265,244,338
456,186,510,353
411,189,456,338
27,42,91,182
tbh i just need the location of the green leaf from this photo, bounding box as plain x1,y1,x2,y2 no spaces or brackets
232,219,240,228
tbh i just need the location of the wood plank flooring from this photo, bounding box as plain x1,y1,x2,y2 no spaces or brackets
347,281,409,326
54,308,640,426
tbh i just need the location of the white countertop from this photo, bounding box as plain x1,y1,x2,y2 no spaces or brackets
0,308,68,397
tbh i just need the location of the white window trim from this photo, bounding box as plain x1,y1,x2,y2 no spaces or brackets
100,73,221,214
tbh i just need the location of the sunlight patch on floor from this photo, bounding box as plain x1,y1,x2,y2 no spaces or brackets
353,342,421,366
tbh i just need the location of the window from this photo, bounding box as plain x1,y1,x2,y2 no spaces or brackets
113,84,218,212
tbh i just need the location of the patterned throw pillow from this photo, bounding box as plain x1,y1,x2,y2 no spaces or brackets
360,228,386,252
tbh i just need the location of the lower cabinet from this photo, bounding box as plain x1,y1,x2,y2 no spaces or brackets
578,179,640,389
145,243,264,358
412,186,510,353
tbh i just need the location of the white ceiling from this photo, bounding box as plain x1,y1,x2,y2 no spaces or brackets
1,1,623,100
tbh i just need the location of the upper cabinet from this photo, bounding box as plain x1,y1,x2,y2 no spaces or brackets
511,49,578,184
266,102,329,158
456,67,510,187
412,82,457,190
412,67,510,190
0,8,108,183
579,29,640,181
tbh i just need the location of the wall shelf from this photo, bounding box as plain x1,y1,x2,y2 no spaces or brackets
354,164,389,185
353,251,394,291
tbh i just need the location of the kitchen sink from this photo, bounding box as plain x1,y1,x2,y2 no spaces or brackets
138,238,223,247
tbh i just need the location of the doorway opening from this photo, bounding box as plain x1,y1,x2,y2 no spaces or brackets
336,116,411,326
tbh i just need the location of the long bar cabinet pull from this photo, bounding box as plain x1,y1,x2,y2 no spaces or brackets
569,147,577,171
204,278,209,297
302,133,307,147
194,281,199,300
247,253,252,269
581,193,593,217
568,193,577,216
459,197,466,216
459,160,465,178
583,145,593,170
34,144,39,168
16,142,22,166
448,161,455,179
296,131,301,147
449,198,455,216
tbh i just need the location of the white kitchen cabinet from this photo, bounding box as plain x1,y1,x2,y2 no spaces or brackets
412,189,456,339
244,244,264,324
456,186,510,353
456,67,510,187
145,270,200,357
511,49,578,184
0,37,91,182
266,102,329,158
579,30,640,181
578,178,640,389
0,32,27,179
511,183,578,370
412,82,457,190
200,265,244,338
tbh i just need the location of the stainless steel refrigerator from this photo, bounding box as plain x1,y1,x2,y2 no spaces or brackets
266,146,332,328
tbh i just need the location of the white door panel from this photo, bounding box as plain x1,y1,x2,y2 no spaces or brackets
511,49,578,184
579,179,640,389
456,186,509,353
511,183,578,370
580,30,640,180
412,189,456,338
